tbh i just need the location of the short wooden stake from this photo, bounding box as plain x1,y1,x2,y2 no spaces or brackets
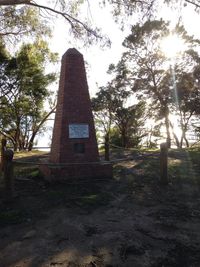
1,138,7,172
4,149,14,199
160,143,168,185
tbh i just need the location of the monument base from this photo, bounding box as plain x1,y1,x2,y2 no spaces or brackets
40,162,113,182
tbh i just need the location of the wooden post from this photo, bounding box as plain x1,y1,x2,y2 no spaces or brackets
160,142,168,185
4,149,14,199
1,138,7,172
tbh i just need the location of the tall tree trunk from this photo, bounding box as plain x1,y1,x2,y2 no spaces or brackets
180,126,184,147
28,133,36,151
28,107,56,151
121,134,126,148
172,131,180,148
170,122,180,148
104,132,110,161
14,120,21,151
28,127,38,151
147,127,153,148
121,128,127,148
184,136,189,147
165,115,171,148
180,110,193,148
180,128,186,148
13,142,18,152
181,129,189,148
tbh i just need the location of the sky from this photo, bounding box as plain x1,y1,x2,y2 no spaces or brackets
48,2,130,97
48,1,200,97
37,1,200,147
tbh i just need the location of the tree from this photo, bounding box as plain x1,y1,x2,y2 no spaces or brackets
178,0,200,9
0,1,106,44
120,19,200,147
92,85,122,160
0,40,57,150
0,41,12,100
1,0,200,44
0,4,51,43
92,82,146,159
92,87,113,161
145,123,163,148
92,59,130,159
105,0,200,18
175,67,200,147
114,101,147,148
121,20,172,146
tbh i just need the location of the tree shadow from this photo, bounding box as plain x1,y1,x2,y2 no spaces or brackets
1,149,200,267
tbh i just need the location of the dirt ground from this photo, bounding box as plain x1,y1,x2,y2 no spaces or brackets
0,149,200,267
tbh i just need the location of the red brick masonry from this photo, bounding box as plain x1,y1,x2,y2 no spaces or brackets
41,48,112,180
40,162,113,182
50,48,99,163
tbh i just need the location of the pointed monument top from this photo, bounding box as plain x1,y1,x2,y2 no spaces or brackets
64,48,82,56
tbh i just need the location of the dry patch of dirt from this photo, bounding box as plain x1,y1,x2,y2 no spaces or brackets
1,150,200,267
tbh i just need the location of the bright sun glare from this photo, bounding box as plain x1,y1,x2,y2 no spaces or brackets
161,34,186,59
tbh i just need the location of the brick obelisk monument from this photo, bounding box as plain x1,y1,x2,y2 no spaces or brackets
41,48,112,181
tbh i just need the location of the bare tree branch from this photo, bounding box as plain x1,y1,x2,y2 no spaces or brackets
27,2,101,38
35,106,56,133
0,0,30,5
0,0,103,40
185,0,200,9
0,30,26,36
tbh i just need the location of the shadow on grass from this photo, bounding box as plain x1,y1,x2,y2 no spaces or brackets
168,148,200,186
1,149,200,266
0,167,114,227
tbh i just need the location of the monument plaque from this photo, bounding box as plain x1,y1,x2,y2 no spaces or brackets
40,48,112,181
69,124,89,139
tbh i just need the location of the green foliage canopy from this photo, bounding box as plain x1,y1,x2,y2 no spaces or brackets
0,40,58,150
119,19,200,147
0,0,107,45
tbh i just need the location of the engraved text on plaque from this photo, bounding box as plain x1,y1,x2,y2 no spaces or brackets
69,124,89,138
